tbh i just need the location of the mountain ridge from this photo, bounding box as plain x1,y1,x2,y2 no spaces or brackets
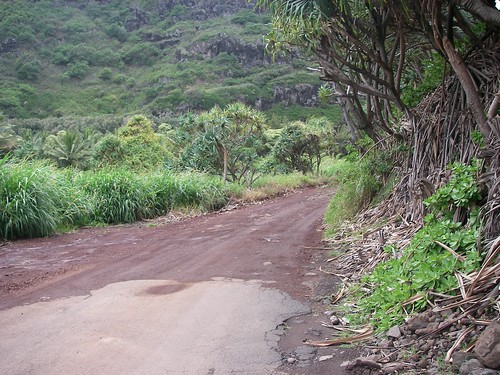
0,0,332,124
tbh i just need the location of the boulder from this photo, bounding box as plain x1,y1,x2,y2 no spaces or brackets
460,359,484,375
451,351,477,370
0,38,17,54
474,322,500,369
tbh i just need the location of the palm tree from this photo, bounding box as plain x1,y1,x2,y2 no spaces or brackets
43,130,92,168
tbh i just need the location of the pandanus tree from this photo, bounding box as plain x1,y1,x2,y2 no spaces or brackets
258,0,499,142
258,0,500,232
183,103,267,184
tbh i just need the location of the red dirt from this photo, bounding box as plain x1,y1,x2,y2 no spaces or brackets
0,187,364,373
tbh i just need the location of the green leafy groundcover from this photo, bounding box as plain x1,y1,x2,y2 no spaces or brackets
352,163,484,331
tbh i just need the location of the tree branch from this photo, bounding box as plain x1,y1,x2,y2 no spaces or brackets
456,0,500,27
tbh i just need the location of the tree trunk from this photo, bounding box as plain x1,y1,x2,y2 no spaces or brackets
442,36,492,142
456,0,500,27
222,147,228,183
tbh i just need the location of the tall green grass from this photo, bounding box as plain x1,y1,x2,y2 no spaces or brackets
78,168,148,224
1,157,327,241
0,157,90,239
171,173,231,211
323,157,381,235
142,171,232,215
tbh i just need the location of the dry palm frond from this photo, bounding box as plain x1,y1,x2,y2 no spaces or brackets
305,326,374,347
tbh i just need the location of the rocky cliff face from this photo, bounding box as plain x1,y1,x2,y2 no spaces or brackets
176,34,277,68
256,84,321,110
157,0,253,21
0,0,321,118
116,0,319,110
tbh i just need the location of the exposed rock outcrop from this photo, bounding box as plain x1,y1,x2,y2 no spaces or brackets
176,34,277,68
125,7,150,32
271,84,319,107
0,38,17,54
157,0,253,21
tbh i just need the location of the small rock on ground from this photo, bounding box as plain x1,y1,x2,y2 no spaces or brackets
386,325,401,339
318,355,333,362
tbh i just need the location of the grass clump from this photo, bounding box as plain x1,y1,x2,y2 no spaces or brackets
79,168,148,224
323,141,395,235
0,156,91,239
323,158,380,234
170,172,231,211
0,157,60,239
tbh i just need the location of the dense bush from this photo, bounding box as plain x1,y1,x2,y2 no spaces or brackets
104,23,128,42
15,59,42,81
121,44,160,66
62,61,90,79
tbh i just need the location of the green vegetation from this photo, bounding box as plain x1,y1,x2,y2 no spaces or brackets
350,163,484,331
0,1,324,121
0,155,235,240
271,122,321,174
180,103,268,184
323,140,393,234
0,157,91,239
1,106,343,241
3,2,496,347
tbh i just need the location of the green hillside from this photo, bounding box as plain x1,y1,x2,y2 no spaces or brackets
0,0,333,123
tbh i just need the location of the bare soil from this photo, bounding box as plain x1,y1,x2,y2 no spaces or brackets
0,187,364,374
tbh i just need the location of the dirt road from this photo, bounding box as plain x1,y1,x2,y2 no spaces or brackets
0,187,360,374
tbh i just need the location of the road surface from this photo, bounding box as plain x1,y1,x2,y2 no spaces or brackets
0,187,360,374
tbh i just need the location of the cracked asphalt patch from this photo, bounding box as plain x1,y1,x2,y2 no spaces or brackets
0,278,309,375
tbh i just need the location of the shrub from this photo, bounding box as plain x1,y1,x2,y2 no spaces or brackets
62,61,90,79
94,134,125,167
231,9,261,25
121,44,160,66
104,23,128,42
117,115,173,170
15,59,42,81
